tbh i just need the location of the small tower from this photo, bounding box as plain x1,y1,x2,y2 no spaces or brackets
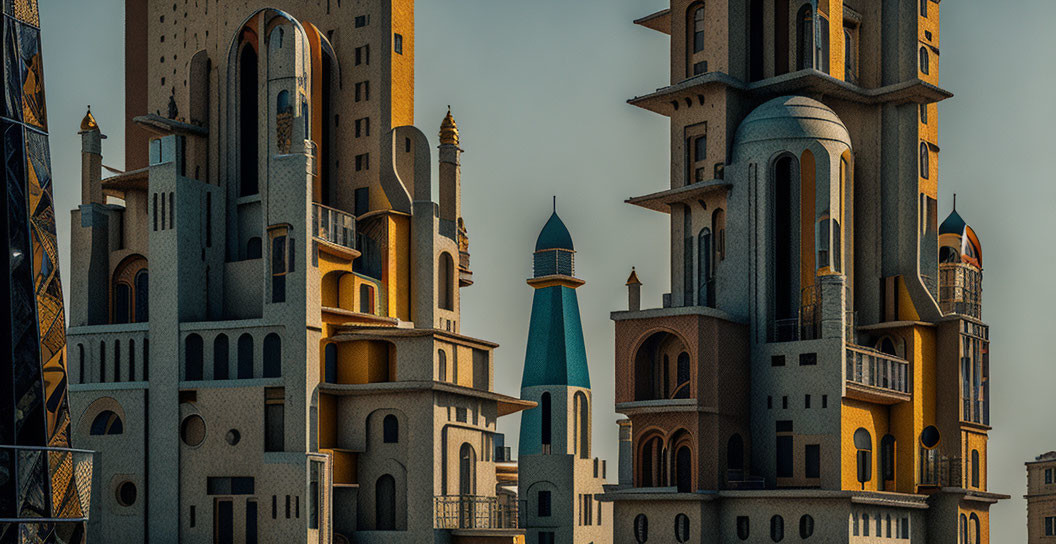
438,107,461,228
518,203,610,544
626,267,641,312
938,197,983,319
79,106,105,205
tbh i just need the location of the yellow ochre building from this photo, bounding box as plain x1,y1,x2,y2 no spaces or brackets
600,0,1008,542
64,1,531,543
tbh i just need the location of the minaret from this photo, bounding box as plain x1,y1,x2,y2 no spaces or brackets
438,107,461,226
518,203,611,544
79,107,105,205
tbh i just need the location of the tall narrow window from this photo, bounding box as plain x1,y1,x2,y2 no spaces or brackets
152,193,158,230
134,270,149,322
239,44,259,196
674,352,691,399
271,234,288,303
537,490,552,517
113,284,131,324
749,0,764,81
185,334,204,381
113,340,122,382
881,434,896,483
919,46,930,75
214,334,229,380
727,434,744,473
683,205,694,306
770,515,784,542
541,392,552,452
324,343,338,383
394,33,403,54
238,333,254,379
359,284,374,314
805,444,820,478
797,5,814,70
383,414,399,444
772,156,797,323
437,349,447,382
574,392,589,458
971,449,980,487
844,27,856,82
264,388,285,452
675,446,692,492
920,142,930,179
439,253,455,310
920,0,928,17
854,428,873,487
692,5,705,52
375,474,396,530
697,228,712,307
263,333,281,378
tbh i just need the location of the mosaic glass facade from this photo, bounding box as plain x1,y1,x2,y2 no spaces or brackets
0,1,92,542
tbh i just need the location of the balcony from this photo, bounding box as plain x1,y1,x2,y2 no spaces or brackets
0,445,94,521
312,203,356,251
919,451,962,488
939,263,982,319
768,285,821,343
434,495,519,530
845,345,911,404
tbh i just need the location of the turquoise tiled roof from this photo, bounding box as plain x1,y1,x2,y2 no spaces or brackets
520,285,590,389
534,212,575,252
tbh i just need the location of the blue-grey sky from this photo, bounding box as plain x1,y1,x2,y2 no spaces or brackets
39,1,1055,539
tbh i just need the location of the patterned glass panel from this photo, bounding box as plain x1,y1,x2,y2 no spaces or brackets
16,23,44,130
3,18,21,121
15,449,48,518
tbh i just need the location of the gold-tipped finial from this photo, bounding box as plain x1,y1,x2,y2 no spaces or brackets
439,105,459,146
626,267,642,286
80,105,99,132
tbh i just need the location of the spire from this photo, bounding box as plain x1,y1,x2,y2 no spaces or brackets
79,105,99,132
439,106,459,146
626,267,642,286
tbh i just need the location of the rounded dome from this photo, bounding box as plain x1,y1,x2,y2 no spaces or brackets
535,212,574,252
734,95,851,149
939,208,982,267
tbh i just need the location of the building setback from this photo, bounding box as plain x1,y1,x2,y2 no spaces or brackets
0,1,93,542
600,1,1008,543
65,2,531,543
517,207,611,544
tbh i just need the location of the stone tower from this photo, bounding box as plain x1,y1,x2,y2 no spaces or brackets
0,1,94,542
518,205,610,544
601,1,1006,542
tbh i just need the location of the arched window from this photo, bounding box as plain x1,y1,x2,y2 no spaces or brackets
246,237,262,260
635,332,688,401
437,350,447,382
239,43,259,196
634,514,649,543
674,352,691,399
237,333,254,379
382,414,398,443
960,514,968,544
727,434,745,474
359,284,374,314
275,89,292,154
674,513,690,542
772,155,799,326
185,334,204,380
114,339,122,382
797,5,814,70
697,227,712,307
969,513,980,544
134,270,149,322
263,333,281,378
854,428,872,486
919,46,929,75
214,334,229,380
540,392,552,452
920,142,929,179
459,443,476,495
189,51,211,127
691,4,706,53
639,435,664,487
737,516,750,540
375,474,396,530
438,253,455,310
574,392,589,458
90,411,123,435
324,343,338,383
686,3,708,77
712,208,726,262
770,515,784,542
675,445,692,493
112,256,149,324
881,434,896,483
799,515,814,538
971,450,980,487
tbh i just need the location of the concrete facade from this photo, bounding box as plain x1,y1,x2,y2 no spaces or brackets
65,3,530,543
601,1,1007,543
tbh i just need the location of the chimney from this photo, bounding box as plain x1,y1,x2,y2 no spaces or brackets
626,268,642,312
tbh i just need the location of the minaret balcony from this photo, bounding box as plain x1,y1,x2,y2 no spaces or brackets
844,345,911,404
433,495,519,530
938,263,982,319
312,203,356,251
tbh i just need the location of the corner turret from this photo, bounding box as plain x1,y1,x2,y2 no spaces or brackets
79,106,105,205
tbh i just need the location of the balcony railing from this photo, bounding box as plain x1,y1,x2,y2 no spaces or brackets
919,451,962,488
939,263,982,319
434,495,519,530
768,285,821,342
846,345,910,398
312,203,356,250
0,445,94,522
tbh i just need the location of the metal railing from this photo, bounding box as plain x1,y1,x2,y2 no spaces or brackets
767,285,821,342
312,203,356,250
939,263,982,319
919,451,962,488
846,345,910,395
434,495,519,530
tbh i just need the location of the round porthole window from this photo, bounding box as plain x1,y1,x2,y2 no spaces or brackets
225,429,241,446
920,425,941,450
180,414,206,447
116,481,137,506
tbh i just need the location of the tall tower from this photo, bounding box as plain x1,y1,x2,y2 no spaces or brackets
65,2,530,543
602,1,1006,542
1,1,93,542
518,205,610,544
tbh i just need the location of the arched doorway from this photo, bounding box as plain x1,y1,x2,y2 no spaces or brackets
375,474,396,530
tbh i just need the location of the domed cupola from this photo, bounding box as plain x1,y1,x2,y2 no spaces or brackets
939,197,982,268
532,199,579,280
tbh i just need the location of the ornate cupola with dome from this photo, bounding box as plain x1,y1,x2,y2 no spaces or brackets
603,0,1007,542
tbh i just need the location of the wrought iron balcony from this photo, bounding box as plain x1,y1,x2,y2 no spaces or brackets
939,263,982,319
845,345,911,404
767,285,821,343
312,203,356,250
919,451,962,488
434,495,519,530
